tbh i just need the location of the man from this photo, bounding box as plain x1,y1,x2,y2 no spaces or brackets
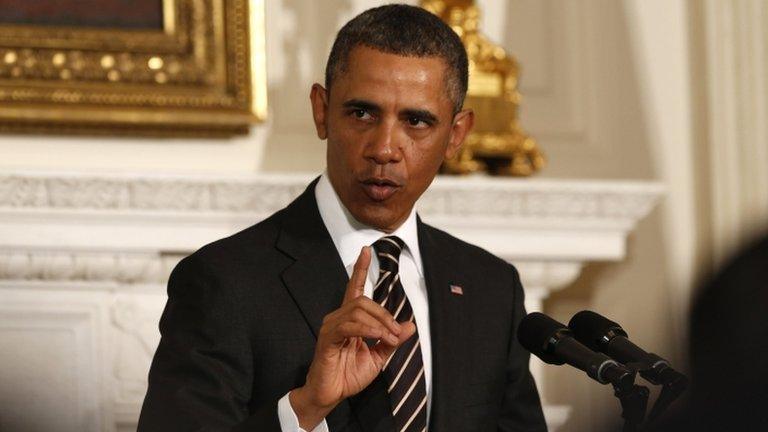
138,4,546,431
655,231,768,432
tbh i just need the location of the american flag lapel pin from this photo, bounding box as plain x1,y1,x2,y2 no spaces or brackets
450,284,464,296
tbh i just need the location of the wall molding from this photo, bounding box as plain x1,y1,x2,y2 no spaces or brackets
0,171,662,223
0,171,663,261
0,251,175,285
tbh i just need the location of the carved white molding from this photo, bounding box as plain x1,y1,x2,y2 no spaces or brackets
0,172,663,260
0,251,176,284
517,261,584,294
111,295,165,406
0,172,308,213
0,171,663,265
0,172,661,221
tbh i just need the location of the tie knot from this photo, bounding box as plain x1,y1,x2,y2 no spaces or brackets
372,236,405,272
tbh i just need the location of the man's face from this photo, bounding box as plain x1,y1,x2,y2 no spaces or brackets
310,45,474,232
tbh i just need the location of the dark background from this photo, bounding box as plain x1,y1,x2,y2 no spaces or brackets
0,0,164,30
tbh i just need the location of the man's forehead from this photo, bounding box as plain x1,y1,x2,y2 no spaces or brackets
343,46,448,82
333,46,452,111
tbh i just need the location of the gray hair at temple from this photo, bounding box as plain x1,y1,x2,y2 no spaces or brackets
324,4,469,115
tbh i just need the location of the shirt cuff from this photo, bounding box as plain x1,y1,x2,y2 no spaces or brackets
277,391,330,432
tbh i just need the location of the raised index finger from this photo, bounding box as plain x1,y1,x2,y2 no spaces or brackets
343,246,371,303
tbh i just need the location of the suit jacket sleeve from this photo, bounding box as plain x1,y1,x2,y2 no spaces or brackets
498,265,548,431
137,253,281,432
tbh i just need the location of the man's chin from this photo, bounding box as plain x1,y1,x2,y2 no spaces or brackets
348,205,404,233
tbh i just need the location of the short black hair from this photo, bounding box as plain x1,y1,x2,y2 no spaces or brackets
325,4,469,114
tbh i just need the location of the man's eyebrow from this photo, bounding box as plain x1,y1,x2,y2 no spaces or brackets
342,99,381,112
401,108,439,124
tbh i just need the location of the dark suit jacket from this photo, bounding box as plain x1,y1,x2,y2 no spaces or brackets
138,180,547,431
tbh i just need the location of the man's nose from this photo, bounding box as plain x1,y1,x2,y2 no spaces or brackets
365,120,404,164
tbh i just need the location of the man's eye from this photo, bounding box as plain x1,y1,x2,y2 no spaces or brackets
408,117,429,128
352,109,372,120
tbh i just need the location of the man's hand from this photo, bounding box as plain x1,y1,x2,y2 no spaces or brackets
289,246,416,430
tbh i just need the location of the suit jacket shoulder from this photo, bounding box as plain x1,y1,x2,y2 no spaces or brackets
420,222,519,273
178,205,285,276
418,220,521,304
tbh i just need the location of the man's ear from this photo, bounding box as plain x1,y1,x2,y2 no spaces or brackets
446,108,475,159
310,83,329,140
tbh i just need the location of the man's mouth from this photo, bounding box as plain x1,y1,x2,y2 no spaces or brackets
360,178,401,202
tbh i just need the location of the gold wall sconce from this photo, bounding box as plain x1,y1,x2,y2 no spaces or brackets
422,0,544,176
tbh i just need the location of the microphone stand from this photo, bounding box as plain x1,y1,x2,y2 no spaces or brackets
612,363,649,432
643,365,688,422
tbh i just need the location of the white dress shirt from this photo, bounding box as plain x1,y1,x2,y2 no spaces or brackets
277,173,433,432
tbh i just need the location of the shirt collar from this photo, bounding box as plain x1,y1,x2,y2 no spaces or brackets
315,172,423,275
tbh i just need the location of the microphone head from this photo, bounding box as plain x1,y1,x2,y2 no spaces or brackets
568,310,627,351
517,312,570,365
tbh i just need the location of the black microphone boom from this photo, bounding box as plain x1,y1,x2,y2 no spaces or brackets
568,310,685,386
517,312,634,389
568,310,688,421
519,312,651,431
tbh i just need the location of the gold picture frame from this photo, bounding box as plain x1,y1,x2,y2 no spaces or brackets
0,0,267,136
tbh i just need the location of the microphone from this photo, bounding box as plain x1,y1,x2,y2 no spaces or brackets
517,312,634,389
568,310,685,386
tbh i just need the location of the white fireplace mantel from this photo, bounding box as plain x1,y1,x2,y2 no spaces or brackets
0,171,663,432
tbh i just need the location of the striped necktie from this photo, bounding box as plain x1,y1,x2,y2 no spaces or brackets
372,236,427,432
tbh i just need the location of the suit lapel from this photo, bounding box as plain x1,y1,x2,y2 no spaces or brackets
276,179,348,339
418,218,469,431
275,179,395,431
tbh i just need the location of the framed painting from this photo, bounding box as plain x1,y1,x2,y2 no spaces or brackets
0,0,267,136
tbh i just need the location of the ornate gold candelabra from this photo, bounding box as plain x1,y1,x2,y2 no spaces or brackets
422,0,544,176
